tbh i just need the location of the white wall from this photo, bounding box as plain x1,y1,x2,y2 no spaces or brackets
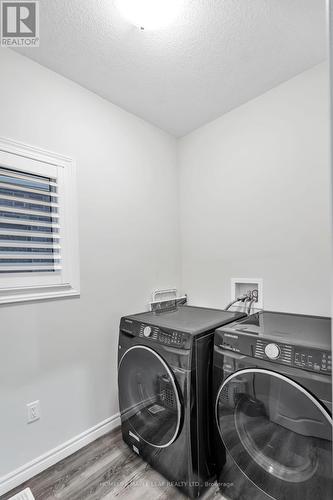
178,63,331,316
0,49,180,477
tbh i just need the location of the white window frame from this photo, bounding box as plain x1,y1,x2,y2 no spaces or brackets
0,137,80,304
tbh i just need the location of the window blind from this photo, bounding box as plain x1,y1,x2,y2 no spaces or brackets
0,166,61,273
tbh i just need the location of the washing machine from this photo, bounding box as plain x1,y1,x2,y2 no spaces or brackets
213,311,332,500
118,305,246,498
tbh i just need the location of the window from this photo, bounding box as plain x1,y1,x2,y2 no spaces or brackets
0,137,80,304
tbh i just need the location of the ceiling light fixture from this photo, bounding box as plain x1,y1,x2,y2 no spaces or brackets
116,0,183,31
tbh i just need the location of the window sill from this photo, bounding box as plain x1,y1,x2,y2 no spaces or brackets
0,284,80,305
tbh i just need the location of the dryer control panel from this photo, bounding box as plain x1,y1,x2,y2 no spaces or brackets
138,323,187,347
120,318,191,349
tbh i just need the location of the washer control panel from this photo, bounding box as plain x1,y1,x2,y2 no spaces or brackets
255,339,331,373
216,329,331,374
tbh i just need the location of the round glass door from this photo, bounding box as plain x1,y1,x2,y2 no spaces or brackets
216,369,332,500
118,345,182,448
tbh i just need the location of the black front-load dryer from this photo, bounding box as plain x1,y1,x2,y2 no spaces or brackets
118,305,246,498
213,311,332,500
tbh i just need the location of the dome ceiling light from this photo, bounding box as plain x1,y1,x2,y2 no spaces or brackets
116,0,184,30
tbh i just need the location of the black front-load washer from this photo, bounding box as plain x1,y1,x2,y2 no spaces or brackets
213,311,332,500
118,305,246,498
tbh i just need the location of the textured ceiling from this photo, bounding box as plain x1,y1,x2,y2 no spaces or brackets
14,0,327,137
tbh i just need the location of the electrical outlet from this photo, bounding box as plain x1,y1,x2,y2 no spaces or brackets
27,400,40,424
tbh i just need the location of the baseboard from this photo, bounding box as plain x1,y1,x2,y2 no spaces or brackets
0,413,121,497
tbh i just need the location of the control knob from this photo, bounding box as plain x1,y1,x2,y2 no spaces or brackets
143,326,152,337
265,343,280,360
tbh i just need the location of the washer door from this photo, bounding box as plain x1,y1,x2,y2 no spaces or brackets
216,368,332,500
118,345,182,448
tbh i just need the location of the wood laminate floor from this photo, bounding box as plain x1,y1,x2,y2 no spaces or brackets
1,427,226,500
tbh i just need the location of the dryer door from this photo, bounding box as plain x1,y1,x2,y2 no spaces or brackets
118,345,182,448
216,368,332,500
